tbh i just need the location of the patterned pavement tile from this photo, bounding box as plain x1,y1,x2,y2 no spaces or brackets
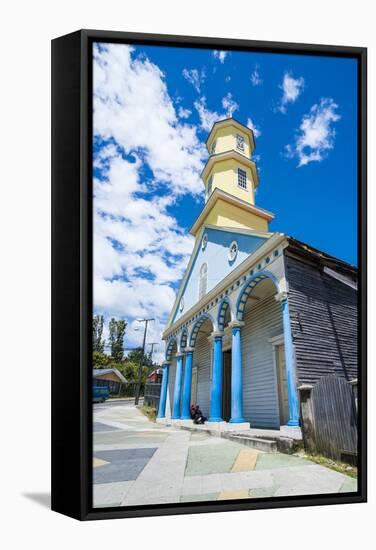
93,448,157,484
339,476,357,493
180,493,219,503
185,443,242,476
218,489,249,500
255,453,314,470
93,422,121,432
93,457,110,468
231,449,259,472
93,481,134,507
94,430,168,446
249,485,280,498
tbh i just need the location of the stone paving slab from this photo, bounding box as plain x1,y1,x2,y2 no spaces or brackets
218,489,249,500
94,448,157,484
93,402,357,508
180,493,219,503
94,430,168,446
94,481,134,507
122,431,190,505
271,465,346,496
185,443,244,476
231,449,259,472
93,422,122,432
339,476,358,492
255,453,314,470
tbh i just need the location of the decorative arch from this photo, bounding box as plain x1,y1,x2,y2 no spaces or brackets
165,336,177,361
217,297,232,331
189,313,215,348
236,270,280,322
180,328,188,350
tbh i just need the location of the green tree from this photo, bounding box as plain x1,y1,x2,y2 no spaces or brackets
93,315,105,353
109,318,127,362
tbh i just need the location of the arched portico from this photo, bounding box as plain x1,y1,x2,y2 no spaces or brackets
217,297,233,331
234,272,299,427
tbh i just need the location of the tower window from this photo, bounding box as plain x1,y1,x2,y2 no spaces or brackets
198,263,208,301
236,134,245,151
211,141,216,154
237,168,247,189
207,175,213,196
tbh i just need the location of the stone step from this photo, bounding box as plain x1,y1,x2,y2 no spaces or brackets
224,433,278,453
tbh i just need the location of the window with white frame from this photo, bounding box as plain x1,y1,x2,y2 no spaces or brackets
236,134,245,151
237,167,247,189
198,263,208,300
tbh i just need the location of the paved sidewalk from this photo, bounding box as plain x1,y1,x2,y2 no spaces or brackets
93,402,357,508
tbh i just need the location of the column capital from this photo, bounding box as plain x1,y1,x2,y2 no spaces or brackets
184,347,194,354
211,330,224,338
162,361,171,367
274,290,289,303
228,320,245,329
175,352,184,358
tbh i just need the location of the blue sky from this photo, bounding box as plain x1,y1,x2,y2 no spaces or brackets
93,42,358,360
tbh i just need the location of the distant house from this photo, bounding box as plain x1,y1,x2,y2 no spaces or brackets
93,368,127,395
147,368,163,383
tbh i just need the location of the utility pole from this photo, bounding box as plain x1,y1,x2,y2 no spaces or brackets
134,318,154,405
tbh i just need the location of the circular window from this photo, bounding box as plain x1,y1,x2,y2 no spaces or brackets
202,233,208,251
179,296,185,312
228,240,238,262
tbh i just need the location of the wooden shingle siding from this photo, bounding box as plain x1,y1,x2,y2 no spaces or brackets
285,253,358,385
242,295,283,429
194,332,211,417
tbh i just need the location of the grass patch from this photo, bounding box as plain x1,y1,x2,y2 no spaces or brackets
138,405,157,422
301,453,357,478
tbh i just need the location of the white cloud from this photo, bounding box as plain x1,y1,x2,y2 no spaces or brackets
285,98,340,167
194,93,239,132
93,43,205,360
182,68,206,93
213,50,228,64
194,97,221,132
278,71,304,113
222,93,239,117
178,106,191,119
250,65,262,86
247,117,262,138
94,45,205,197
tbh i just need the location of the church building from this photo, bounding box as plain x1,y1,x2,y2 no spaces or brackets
158,118,358,435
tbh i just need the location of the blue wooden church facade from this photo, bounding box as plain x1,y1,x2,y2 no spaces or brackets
157,118,358,434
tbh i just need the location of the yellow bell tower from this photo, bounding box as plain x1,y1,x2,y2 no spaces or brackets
190,118,274,238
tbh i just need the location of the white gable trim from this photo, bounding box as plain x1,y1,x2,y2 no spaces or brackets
165,225,273,329
323,266,358,290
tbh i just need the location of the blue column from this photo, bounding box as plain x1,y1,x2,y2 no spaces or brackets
279,294,300,426
230,323,245,423
172,353,184,419
180,350,193,419
208,334,223,422
157,363,169,419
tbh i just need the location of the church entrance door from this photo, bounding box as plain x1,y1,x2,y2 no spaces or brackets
222,350,232,421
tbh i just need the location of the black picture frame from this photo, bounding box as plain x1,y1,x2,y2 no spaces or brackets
51,29,367,521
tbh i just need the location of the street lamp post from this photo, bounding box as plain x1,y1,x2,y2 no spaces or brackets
134,318,154,405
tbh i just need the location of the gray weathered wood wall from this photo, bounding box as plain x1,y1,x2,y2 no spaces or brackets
285,253,358,385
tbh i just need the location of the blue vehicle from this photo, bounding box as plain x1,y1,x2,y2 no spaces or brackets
93,385,110,403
